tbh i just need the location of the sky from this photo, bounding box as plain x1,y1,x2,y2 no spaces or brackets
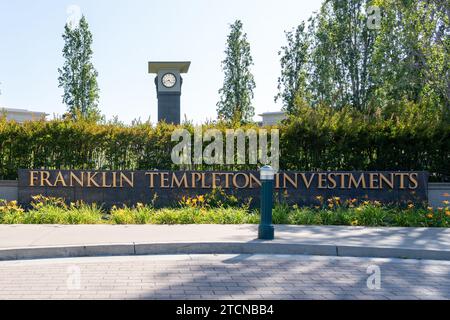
0,0,322,124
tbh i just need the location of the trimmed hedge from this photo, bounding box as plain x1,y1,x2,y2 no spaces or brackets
0,102,449,181
280,102,450,181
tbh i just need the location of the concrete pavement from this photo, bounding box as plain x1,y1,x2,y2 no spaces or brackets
0,254,449,300
1,225,450,261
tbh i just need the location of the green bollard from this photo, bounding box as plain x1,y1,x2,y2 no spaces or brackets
258,165,275,240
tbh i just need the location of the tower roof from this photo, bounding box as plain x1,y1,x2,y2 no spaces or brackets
148,61,191,73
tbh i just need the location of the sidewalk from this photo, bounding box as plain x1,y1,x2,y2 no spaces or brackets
1,224,449,261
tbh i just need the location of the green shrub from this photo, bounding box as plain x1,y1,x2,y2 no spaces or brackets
1,196,449,227
0,200,25,224
110,204,153,224
0,102,448,181
23,204,104,225
272,203,290,224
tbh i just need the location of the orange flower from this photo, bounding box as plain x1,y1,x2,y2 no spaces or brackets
427,214,434,219
445,211,450,217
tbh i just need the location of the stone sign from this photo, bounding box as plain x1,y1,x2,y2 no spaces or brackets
18,170,429,208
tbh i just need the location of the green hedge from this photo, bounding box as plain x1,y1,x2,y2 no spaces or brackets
280,102,450,181
0,102,449,181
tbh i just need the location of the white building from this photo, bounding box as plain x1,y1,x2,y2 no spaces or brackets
0,107,48,123
258,111,287,126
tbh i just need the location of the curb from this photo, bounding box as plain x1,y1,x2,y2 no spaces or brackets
1,242,450,261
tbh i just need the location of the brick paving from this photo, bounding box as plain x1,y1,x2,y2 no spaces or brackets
0,254,449,300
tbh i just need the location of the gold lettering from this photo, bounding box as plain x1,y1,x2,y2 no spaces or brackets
172,173,188,188
318,173,327,189
120,172,134,188
349,173,367,189
275,173,280,189
233,173,250,189
87,172,100,187
29,171,38,186
112,172,118,187
70,172,84,187
211,173,221,188
201,173,211,188
191,173,202,188
369,173,380,189
337,173,350,189
299,173,315,189
100,172,112,188
379,173,394,189
409,173,419,190
145,172,159,188
40,171,52,187
395,173,408,189
160,173,169,188
328,173,337,189
54,171,67,187
283,173,297,189
223,173,233,189
249,173,261,188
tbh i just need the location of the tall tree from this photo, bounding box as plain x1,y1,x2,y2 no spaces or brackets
308,0,377,111
58,15,100,120
276,23,310,113
217,20,256,123
371,0,449,109
280,0,448,113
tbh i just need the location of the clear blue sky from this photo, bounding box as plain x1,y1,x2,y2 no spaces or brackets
0,0,322,124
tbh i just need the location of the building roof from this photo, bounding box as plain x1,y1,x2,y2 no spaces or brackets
0,107,48,116
1,107,48,123
258,111,287,117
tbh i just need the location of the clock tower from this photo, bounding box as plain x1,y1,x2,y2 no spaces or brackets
148,61,191,125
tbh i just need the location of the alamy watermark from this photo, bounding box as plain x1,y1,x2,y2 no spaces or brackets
171,128,280,172
66,4,82,30
66,265,81,290
366,265,381,290
367,6,381,30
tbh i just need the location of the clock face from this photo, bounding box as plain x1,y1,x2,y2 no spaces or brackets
162,73,177,88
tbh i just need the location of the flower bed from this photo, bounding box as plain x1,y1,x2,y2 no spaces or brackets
0,196,449,227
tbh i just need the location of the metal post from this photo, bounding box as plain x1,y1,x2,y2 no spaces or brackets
259,165,275,240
